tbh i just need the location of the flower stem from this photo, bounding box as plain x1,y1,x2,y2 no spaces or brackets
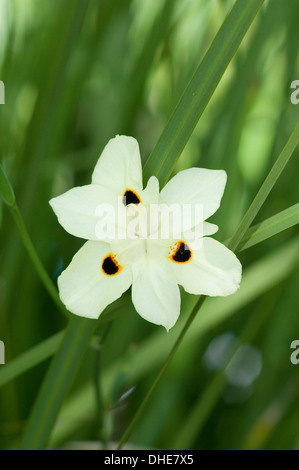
9,203,70,318
116,295,206,450
0,164,16,206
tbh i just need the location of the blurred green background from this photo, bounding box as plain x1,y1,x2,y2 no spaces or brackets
0,0,299,450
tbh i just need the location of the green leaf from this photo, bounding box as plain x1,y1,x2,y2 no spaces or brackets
228,122,299,252
20,317,97,450
143,0,265,186
0,165,15,206
9,204,70,318
120,0,175,133
237,202,299,251
17,295,130,449
0,332,64,388
0,297,130,390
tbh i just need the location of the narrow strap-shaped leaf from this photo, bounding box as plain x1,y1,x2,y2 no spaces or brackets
20,317,97,450
0,164,15,206
0,297,130,389
9,204,70,317
237,202,299,251
143,0,264,186
120,0,175,133
228,122,299,251
0,332,63,388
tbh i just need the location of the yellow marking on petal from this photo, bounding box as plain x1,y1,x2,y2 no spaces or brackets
101,253,123,276
169,241,192,264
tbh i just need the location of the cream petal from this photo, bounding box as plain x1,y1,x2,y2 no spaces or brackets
160,168,227,223
131,259,181,331
182,221,218,246
58,241,132,319
202,222,219,236
50,185,125,241
142,176,160,205
169,237,241,297
92,135,143,198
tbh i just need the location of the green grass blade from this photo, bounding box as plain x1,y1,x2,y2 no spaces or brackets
120,0,174,133
172,299,271,449
20,317,97,450
237,202,299,251
117,297,206,450
143,0,265,186
0,297,130,389
0,164,15,206
9,203,69,318
0,333,64,389
228,122,299,251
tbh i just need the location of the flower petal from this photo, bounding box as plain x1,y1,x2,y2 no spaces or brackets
169,237,241,297
92,135,143,197
50,185,124,241
182,221,218,245
160,168,227,222
58,241,132,319
142,176,160,205
202,222,218,236
131,259,180,331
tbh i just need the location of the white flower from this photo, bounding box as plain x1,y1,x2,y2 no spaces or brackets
50,135,242,331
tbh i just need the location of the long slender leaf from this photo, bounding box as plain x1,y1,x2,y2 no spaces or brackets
0,333,63,389
120,0,174,133
1,200,297,391
237,202,299,251
0,296,130,389
20,317,97,450
143,0,264,186
228,122,299,251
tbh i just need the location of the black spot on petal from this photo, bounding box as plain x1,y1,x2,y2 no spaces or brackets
170,241,192,263
102,254,123,276
123,189,141,206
